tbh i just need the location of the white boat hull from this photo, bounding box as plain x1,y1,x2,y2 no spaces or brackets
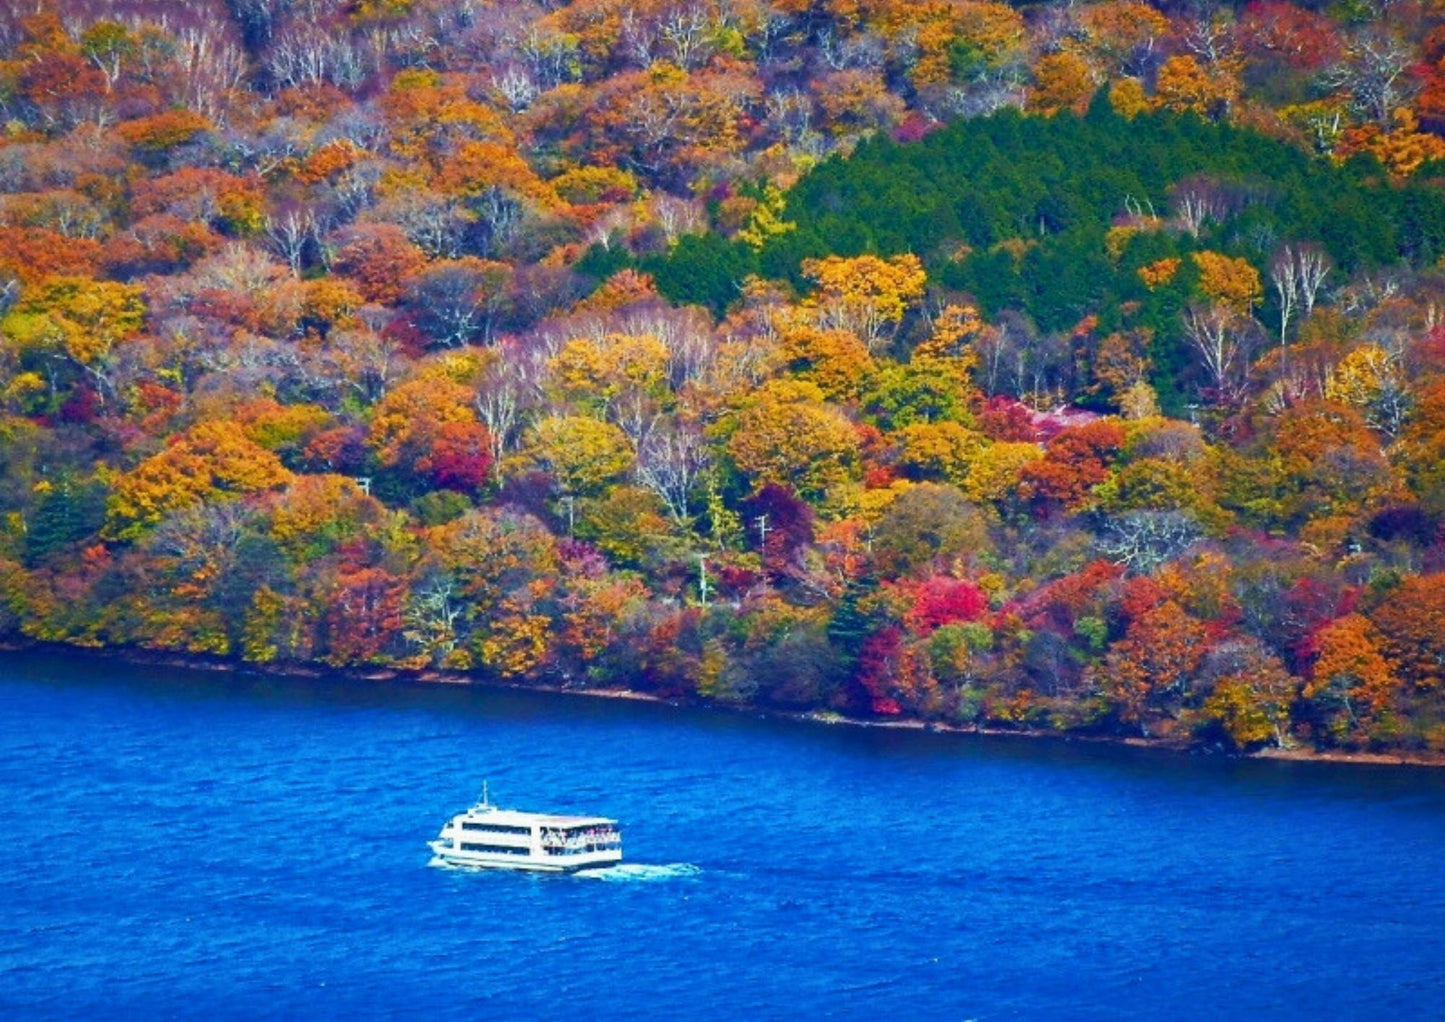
429,840,621,872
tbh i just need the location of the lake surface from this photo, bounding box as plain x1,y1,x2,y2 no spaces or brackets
2,652,1444,1020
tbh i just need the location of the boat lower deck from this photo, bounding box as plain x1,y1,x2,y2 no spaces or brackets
429,842,621,872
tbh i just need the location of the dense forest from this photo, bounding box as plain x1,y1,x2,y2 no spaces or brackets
2,0,1445,757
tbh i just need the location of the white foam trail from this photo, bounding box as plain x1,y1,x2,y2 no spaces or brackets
428,857,699,880
584,863,701,882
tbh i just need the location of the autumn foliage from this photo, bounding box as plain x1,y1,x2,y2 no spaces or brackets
0,0,1443,759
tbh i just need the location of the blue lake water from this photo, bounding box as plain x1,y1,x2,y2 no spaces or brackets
2,651,1444,1020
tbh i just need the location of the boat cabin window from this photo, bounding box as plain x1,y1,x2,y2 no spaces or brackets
461,822,531,835
460,842,529,855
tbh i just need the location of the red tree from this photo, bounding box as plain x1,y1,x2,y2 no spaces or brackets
904,576,988,636
419,420,494,492
325,567,406,666
856,627,905,716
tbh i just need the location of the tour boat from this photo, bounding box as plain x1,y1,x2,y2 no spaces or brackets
429,784,623,872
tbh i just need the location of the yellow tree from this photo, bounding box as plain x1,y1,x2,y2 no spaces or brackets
105,421,293,540
1192,251,1263,314
948,2,1028,76
777,322,875,400
521,415,635,496
1337,110,1445,178
1138,258,1181,289
737,184,796,251
914,304,985,361
725,379,861,508
1199,639,1296,749
801,254,927,352
1325,343,1409,436
265,474,384,563
436,139,559,210
854,0,1026,90
380,69,512,168
1075,1,1171,75
476,594,554,679
1154,55,1241,119
241,586,316,664
575,485,683,567
1109,77,1152,118
961,441,1044,513
236,400,333,459
3,275,146,403
546,332,671,418
426,509,560,622
366,375,478,470
893,420,982,484
1029,51,1099,115
814,70,907,138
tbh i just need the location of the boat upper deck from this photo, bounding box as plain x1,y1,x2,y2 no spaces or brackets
461,806,617,829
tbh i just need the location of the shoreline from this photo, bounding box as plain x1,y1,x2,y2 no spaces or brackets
7,640,1445,770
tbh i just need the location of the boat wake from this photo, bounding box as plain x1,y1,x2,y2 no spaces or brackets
583,863,701,882
426,857,699,881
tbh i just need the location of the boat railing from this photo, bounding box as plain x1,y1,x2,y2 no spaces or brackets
540,828,621,854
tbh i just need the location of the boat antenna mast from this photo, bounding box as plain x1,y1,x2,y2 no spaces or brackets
479,780,491,808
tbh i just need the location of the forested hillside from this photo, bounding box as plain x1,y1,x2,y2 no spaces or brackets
2,0,1445,756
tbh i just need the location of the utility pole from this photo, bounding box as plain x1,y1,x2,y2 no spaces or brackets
697,554,710,608
753,513,770,549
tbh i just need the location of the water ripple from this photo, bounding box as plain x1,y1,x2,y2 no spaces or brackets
2,655,1445,1020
